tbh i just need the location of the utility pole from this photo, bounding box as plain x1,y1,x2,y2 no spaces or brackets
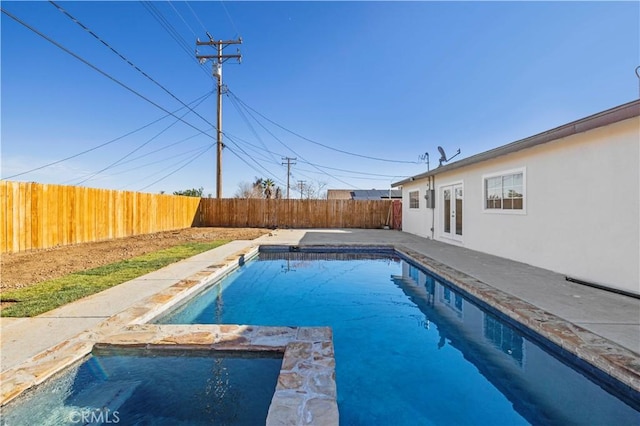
298,180,306,199
196,33,242,198
419,152,430,172
281,157,296,199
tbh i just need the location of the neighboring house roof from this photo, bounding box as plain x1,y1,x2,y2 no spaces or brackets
393,99,640,187
326,190,353,200
326,189,402,200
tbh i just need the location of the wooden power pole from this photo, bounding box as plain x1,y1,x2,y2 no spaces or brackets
281,157,296,199
196,34,241,198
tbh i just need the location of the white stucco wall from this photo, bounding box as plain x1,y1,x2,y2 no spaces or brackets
401,117,640,295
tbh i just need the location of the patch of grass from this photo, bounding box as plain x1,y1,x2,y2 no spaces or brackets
0,240,229,317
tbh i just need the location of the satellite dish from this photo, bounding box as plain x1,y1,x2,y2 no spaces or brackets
437,146,447,163
437,146,461,167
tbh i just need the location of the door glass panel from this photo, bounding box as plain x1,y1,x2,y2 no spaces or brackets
443,189,451,234
455,187,463,236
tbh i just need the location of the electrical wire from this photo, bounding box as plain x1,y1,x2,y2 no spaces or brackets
50,1,215,129
227,93,280,165
112,128,213,168
111,144,213,179
223,130,388,186
71,91,211,185
3,91,213,180
223,130,409,179
224,144,288,189
228,92,358,189
224,133,288,187
186,1,208,34
139,0,209,78
137,144,213,191
295,167,407,181
228,90,420,165
167,0,198,38
219,0,240,38
296,160,406,178
0,7,214,141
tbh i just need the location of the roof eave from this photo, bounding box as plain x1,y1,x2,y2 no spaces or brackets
392,99,640,188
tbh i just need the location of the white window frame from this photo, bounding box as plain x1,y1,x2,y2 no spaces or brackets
409,190,420,209
481,168,526,215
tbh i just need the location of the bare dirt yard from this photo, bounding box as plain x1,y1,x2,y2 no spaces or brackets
0,227,271,291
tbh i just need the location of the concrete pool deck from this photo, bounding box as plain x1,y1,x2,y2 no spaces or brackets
2,228,639,417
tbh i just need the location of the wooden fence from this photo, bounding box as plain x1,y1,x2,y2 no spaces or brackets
1,181,399,254
198,198,394,229
1,181,200,254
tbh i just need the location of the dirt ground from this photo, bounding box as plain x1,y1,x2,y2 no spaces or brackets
0,227,271,291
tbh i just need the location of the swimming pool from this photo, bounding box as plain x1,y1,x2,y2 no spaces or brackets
157,251,640,425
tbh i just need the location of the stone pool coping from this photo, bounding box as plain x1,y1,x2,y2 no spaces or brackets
97,324,338,425
2,240,639,420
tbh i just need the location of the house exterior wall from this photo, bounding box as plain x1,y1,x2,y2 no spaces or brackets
401,117,640,295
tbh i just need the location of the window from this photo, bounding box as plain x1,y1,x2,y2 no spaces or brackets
440,285,463,318
484,170,524,211
484,314,524,366
409,265,420,283
409,190,419,209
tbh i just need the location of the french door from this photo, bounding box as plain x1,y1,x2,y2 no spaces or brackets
442,184,463,241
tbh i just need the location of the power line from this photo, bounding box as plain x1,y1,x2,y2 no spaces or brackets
219,0,240,38
224,144,288,190
138,144,213,191
113,128,213,168
224,133,287,187
223,118,405,186
186,1,208,34
228,91,358,189
139,0,210,79
0,7,215,141
167,0,198,38
227,92,279,165
223,129,348,192
228,90,420,165
296,160,408,178
50,1,216,130
72,92,211,185
110,144,214,179
3,91,213,180
295,168,407,182
221,129,402,179
245,115,357,189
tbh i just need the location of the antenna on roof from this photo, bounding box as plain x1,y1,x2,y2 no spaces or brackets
437,146,461,167
418,152,430,171
635,66,640,98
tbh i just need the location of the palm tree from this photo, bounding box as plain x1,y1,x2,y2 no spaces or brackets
262,178,275,199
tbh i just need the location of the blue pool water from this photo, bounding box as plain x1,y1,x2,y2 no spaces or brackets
2,350,281,426
158,252,640,425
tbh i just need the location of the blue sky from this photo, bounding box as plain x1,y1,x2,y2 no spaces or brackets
2,1,638,197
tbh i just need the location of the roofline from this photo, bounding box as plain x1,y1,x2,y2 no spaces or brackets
392,99,640,187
